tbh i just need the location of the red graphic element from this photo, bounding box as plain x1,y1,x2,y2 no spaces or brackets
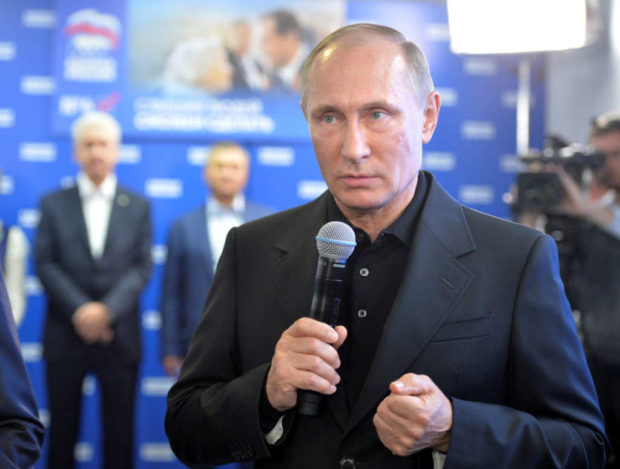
64,23,120,50
97,91,122,112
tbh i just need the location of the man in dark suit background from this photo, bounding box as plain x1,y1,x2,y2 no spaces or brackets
166,24,607,468
35,111,152,469
0,272,44,467
160,141,273,377
260,9,307,92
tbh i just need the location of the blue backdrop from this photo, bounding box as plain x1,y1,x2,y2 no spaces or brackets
0,0,545,467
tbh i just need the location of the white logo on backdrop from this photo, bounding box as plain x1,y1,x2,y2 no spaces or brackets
258,146,295,167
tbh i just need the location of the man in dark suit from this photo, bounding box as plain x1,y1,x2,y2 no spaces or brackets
0,272,44,467
166,24,607,468
35,111,152,469
261,9,307,92
160,141,273,377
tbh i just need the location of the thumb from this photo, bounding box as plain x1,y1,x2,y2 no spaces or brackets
390,373,432,396
333,325,348,350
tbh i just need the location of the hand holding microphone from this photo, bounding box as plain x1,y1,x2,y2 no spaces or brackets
265,222,356,415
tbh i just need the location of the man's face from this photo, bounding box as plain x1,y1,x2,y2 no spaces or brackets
261,18,295,68
74,125,119,186
205,147,249,201
302,39,439,219
592,129,620,190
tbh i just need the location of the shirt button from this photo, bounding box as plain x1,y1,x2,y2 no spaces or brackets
357,309,367,318
339,457,356,469
359,267,369,277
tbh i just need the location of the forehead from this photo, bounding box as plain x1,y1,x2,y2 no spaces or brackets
209,147,248,164
76,125,116,144
305,39,413,108
592,129,620,147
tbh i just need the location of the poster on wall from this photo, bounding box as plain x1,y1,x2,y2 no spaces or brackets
51,0,345,141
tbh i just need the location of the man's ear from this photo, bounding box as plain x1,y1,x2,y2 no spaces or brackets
422,91,441,144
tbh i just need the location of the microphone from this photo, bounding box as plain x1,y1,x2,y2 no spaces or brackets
298,221,356,416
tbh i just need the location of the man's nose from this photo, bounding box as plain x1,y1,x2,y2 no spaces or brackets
341,120,370,162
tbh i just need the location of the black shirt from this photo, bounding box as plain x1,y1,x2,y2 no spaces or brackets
259,171,430,429
327,171,430,409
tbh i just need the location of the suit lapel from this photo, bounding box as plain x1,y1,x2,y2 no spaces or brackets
68,186,92,259
272,195,327,329
102,188,130,258
345,177,477,435
197,206,213,276
271,195,352,430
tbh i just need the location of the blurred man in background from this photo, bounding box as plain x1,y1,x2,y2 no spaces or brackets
554,112,620,468
35,111,152,469
514,111,620,468
225,20,269,91
161,141,273,378
261,9,307,92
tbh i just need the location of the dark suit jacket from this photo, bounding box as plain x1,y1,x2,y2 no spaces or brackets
160,201,273,358
0,273,44,468
34,184,152,363
571,223,620,364
166,172,606,468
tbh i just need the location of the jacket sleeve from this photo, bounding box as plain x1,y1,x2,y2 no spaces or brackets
160,220,183,358
34,195,92,317
165,227,272,467
101,198,153,320
444,235,607,468
0,273,45,467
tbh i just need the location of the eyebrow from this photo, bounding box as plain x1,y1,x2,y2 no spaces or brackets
310,101,398,117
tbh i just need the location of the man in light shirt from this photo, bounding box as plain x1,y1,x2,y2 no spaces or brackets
160,141,273,378
35,111,152,469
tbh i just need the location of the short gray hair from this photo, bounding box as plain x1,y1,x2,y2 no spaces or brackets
300,23,434,107
71,111,121,144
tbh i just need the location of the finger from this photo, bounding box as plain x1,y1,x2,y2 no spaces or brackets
271,343,341,389
279,334,342,369
379,393,425,425
333,325,348,350
296,368,339,394
295,352,341,386
289,317,339,344
373,410,415,456
390,373,433,396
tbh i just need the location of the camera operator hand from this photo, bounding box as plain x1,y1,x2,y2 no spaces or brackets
552,164,616,229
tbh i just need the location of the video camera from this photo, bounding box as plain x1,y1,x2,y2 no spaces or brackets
515,136,605,211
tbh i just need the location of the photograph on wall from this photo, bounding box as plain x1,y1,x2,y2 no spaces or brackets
51,0,345,140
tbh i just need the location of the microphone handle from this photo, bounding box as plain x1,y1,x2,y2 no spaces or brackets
298,256,346,416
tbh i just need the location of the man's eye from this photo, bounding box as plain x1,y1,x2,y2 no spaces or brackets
322,115,336,124
370,111,386,120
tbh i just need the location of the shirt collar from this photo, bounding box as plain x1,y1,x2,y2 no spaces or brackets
77,172,117,200
206,194,246,215
327,170,430,247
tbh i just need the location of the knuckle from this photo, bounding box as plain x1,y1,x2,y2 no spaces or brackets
308,337,325,354
418,413,431,427
308,354,323,370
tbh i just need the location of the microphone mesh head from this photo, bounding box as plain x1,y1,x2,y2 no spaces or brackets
316,221,356,260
